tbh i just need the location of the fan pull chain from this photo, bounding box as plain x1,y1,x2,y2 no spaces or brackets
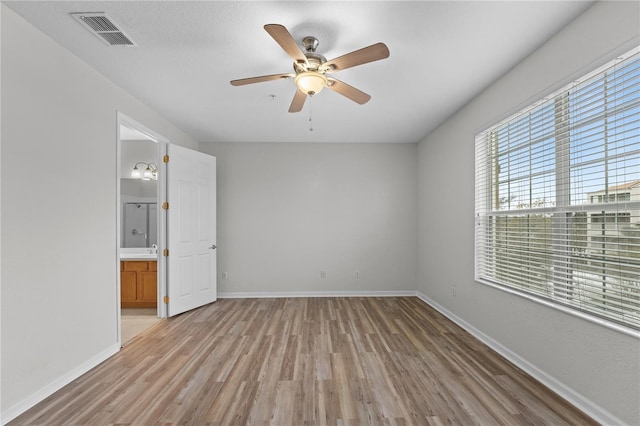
308,96,314,131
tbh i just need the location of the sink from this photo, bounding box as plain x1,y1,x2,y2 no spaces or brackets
120,248,158,260
121,253,157,260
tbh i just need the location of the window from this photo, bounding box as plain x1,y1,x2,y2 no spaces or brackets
591,212,631,224
475,47,640,330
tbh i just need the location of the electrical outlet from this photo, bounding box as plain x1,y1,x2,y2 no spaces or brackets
355,270,360,279
320,271,326,279
222,272,229,279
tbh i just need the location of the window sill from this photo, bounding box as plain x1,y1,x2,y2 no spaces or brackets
476,278,640,339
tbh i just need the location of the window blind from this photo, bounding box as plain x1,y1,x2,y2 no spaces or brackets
475,47,640,330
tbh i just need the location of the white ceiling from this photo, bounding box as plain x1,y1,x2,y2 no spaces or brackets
4,1,595,144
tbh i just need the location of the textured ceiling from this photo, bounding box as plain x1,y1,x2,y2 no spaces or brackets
4,1,595,143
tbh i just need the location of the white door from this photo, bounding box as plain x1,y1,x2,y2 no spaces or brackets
167,144,217,317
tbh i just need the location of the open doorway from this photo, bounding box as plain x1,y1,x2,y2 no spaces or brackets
117,113,168,346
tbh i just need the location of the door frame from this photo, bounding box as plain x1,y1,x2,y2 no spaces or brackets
116,112,169,347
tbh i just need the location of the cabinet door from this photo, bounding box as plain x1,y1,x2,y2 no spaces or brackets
139,269,157,304
121,271,138,303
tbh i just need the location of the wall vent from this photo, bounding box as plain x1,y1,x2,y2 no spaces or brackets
71,12,136,47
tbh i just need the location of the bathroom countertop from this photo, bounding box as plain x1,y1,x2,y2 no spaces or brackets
120,248,158,261
120,253,158,260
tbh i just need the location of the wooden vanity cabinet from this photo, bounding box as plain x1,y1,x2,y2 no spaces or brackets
120,261,157,308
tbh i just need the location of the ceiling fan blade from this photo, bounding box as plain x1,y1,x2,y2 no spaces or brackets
326,79,371,105
230,73,292,86
323,42,389,73
264,24,307,64
288,89,307,113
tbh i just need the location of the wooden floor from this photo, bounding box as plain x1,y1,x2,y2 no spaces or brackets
11,297,596,425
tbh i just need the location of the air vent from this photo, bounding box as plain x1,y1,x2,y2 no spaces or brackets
71,12,136,47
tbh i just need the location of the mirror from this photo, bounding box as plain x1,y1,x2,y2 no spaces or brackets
120,126,158,248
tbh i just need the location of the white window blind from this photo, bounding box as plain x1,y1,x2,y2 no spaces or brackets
475,47,640,330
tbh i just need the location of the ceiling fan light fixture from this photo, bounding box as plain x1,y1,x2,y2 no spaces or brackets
295,71,327,95
230,24,389,112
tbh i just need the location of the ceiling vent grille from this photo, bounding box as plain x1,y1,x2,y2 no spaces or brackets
71,12,136,47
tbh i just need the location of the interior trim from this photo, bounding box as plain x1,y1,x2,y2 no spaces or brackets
218,290,417,299
1,344,120,424
415,291,624,426
476,278,640,339
3,292,621,424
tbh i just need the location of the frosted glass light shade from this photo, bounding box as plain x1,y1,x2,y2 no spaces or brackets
142,166,153,180
131,162,157,180
295,71,327,95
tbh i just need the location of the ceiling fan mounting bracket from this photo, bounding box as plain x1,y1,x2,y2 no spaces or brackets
302,36,319,52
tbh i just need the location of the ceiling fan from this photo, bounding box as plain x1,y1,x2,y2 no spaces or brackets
230,24,390,113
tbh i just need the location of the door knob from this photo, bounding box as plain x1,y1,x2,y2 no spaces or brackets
209,244,217,250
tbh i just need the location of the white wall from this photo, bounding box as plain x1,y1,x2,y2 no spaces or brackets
0,5,197,421
417,2,640,424
199,142,418,296
3,0,637,423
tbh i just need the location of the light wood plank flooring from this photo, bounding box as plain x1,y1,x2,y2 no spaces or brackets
10,297,596,425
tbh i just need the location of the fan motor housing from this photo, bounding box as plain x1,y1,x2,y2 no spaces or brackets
294,52,327,74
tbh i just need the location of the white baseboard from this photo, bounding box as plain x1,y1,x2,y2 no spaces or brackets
2,343,120,425
415,291,624,426
2,295,621,425
218,290,417,299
